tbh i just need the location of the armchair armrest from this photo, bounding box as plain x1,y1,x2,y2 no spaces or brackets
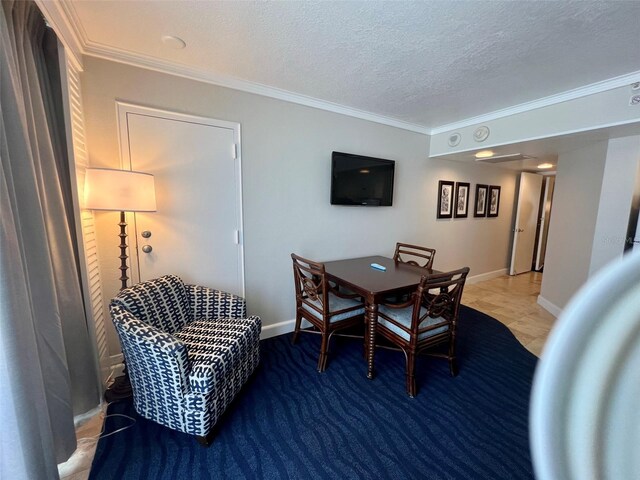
110,303,190,397
186,284,247,319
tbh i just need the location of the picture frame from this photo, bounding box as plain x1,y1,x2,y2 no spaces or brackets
488,185,501,217
474,184,489,217
454,182,470,218
437,180,455,219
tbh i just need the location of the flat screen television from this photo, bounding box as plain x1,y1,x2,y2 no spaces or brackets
330,151,395,206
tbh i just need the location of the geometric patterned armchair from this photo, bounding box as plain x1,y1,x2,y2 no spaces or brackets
109,275,261,445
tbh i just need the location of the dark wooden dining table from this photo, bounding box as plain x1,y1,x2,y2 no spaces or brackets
323,255,436,380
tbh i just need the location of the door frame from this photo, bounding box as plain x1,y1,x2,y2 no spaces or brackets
534,176,555,270
115,101,245,295
509,172,543,276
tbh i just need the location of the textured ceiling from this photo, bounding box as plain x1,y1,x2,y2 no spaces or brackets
69,0,640,129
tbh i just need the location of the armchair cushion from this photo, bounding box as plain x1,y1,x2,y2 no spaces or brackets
186,284,247,319
114,274,190,334
175,316,261,395
302,293,365,323
378,305,449,341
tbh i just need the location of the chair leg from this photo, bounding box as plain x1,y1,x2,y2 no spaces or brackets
448,336,458,377
449,357,458,377
291,313,302,345
405,350,417,398
318,332,329,372
195,431,214,447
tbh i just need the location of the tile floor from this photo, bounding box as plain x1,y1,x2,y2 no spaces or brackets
58,405,105,480
59,271,555,479
462,271,557,357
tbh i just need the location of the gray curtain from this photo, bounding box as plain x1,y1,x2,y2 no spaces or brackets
1,1,100,478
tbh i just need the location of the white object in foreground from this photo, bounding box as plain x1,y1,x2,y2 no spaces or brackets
530,250,640,480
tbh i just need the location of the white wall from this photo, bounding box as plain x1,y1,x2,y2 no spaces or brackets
80,57,517,355
541,135,640,312
540,141,608,311
589,135,640,274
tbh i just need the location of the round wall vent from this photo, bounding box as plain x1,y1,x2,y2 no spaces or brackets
448,133,461,147
473,126,490,142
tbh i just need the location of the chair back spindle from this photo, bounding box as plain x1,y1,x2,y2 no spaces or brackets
393,242,436,270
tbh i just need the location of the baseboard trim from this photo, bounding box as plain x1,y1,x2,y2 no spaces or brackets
73,404,103,428
537,295,562,318
466,268,508,285
261,318,296,339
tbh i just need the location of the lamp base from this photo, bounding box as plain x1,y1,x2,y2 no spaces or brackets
104,373,132,403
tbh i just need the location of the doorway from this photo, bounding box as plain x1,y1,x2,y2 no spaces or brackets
510,172,555,275
116,102,245,296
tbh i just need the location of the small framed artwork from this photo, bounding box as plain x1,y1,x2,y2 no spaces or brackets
454,182,470,218
474,184,489,217
488,186,501,217
437,180,455,219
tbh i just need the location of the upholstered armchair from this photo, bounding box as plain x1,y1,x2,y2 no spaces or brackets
109,274,261,445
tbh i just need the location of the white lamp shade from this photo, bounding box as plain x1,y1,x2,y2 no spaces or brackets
84,168,156,212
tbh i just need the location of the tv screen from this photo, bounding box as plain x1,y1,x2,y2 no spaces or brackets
330,152,395,206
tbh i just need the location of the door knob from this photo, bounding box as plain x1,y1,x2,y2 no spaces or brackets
141,245,153,253
141,230,152,238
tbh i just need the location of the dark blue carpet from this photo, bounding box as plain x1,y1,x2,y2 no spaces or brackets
89,306,537,479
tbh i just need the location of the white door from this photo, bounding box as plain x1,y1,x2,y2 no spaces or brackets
534,176,555,270
510,172,544,275
117,103,244,296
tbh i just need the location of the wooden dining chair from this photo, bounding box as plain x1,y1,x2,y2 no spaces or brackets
393,242,436,270
291,253,365,372
376,267,470,397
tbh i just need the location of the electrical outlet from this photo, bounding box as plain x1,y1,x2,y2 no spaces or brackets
630,94,640,106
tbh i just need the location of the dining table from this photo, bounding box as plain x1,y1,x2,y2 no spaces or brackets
323,255,436,380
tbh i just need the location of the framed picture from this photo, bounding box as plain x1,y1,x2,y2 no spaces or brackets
437,180,454,219
454,182,470,218
474,184,489,217
488,186,501,217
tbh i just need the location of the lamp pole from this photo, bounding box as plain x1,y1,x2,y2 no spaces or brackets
104,210,134,403
118,211,129,290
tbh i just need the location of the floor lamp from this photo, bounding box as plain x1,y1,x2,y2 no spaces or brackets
84,168,156,402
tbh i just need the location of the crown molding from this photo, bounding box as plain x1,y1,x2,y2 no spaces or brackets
430,70,640,135
82,41,429,134
47,0,639,139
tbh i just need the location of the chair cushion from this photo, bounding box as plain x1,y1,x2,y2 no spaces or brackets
302,293,364,323
175,317,261,394
114,275,191,334
378,305,449,341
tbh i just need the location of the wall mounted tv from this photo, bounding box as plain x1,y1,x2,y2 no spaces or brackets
330,151,395,206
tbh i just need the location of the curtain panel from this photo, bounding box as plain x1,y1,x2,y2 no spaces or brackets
1,1,100,478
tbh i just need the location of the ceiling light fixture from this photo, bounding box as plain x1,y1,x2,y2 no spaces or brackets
538,163,554,169
359,169,370,174
475,150,494,159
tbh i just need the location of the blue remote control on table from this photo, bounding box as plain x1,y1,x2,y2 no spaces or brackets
370,263,386,271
